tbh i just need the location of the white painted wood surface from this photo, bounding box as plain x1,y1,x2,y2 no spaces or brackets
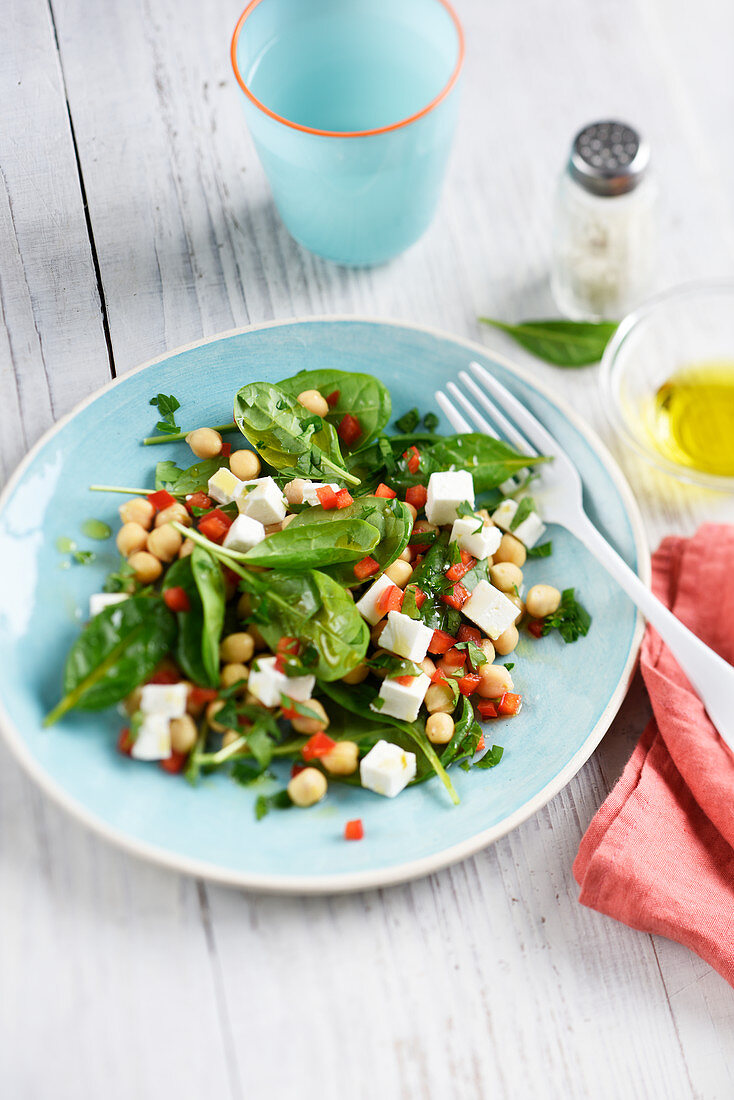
2,0,733,1096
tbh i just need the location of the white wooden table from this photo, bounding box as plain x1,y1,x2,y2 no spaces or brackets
3,0,733,1095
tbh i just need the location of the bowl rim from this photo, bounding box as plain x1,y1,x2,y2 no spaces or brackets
230,0,465,139
601,278,734,492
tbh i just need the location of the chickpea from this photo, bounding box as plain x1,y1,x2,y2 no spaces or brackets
370,621,387,646
477,508,493,526
420,656,437,677
222,729,242,749
398,548,412,562
494,624,519,656
412,520,437,537
489,562,524,593
123,687,142,715
291,698,330,735
342,662,369,685
220,663,249,692
477,663,514,700
426,712,455,745
287,767,327,808
479,638,496,664
248,624,268,651
281,513,296,530
155,502,191,528
237,593,252,619
297,389,329,417
186,427,222,459
526,584,562,620
229,449,261,481
321,740,359,776
493,532,526,568
116,521,148,557
385,559,413,588
179,538,195,559
119,497,155,530
425,682,457,714
405,502,418,523
284,479,306,506
147,525,183,562
206,700,228,732
128,551,163,584
170,714,198,754
370,649,390,679
264,522,282,536
506,593,525,624
220,632,255,664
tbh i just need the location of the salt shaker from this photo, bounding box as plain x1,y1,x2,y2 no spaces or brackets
551,121,656,321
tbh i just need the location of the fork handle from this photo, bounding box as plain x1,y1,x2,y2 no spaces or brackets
572,514,734,752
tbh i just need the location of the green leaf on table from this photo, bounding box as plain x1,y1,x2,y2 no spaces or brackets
479,318,617,367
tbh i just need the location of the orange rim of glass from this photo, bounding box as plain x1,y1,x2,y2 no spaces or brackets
230,0,465,139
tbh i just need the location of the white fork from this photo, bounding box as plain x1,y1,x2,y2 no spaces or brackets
436,361,734,753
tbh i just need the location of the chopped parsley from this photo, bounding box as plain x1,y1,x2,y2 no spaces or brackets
542,588,591,643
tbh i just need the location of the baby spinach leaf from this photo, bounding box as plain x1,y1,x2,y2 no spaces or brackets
191,546,226,685
250,569,369,680
440,696,484,768
473,744,505,769
425,435,542,493
163,550,224,688
155,456,229,495
479,318,617,367
289,496,412,586
234,381,358,485
242,518,380,570
45,597,176,725
277,368,391,451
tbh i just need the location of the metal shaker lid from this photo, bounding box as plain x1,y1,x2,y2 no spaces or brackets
569,120,650,197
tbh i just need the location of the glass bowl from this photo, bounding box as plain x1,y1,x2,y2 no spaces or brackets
601,281,734,492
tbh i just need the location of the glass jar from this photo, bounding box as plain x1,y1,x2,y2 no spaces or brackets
551,121,657,321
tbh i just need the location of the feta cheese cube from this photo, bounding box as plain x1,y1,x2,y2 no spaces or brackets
89,592,128,618
355,573,394,625
139,681,188,719
491,499,546,548
379,610,434,663
236,477,287,525
131,713,172,761
302,481,341,506
360,739,417,798
248,656,315,708
450,516,502,560
371,673,430,723
223,513,266,553
425,470,475,526
462,580,519,641
208,467,244,505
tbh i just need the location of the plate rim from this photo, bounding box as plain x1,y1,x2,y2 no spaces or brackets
0,315,649,894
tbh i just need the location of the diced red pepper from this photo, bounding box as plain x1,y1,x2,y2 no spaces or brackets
222,566,240,589
374,483,397,499
149,489,177,512
446,556,476,583
414,587,427,609
377,584,404,614
160,751,187,774
280,700,299,720
316,485,339,509
164,586,191,613
302,731,337,761
277,636,301,657
477,701,498,720
498,692,522,716
395,675,415,686
403,446,420,474
117,727,134,756
291,762,306,778
198,508,232,544
344,819,364,841
431,668,447,684
476,735,486,753
188,685,218,709
441,583,470,610
428,629,456,654
405,484,428,511
335,488,354,509
457,672,482,695
185,491,212,514
148,667,180,684
457,624,482,645
338,414,362,446
354,556,380,580
413,554,424,567
442,647,467,669
274,655,286,673
326,390,340,408
221,441,232,458
528,620,544,638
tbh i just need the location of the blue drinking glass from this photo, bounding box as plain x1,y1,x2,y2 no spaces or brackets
231,0,464,266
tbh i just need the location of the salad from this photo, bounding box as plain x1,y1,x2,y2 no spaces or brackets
45,368,590,829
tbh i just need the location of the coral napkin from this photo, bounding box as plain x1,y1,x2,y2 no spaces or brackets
573,524,734,986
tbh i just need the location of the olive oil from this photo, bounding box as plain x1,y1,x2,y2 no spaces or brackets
651,362,734,476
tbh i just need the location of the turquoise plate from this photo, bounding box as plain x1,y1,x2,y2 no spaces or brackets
0,319,647,893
